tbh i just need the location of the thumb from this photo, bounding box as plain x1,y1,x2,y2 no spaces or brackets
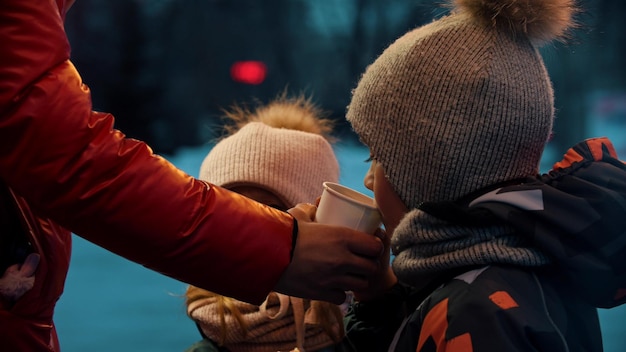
287,203,317,222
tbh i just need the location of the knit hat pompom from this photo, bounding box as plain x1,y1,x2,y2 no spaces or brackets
346,0,571,208
223,92,335,142
201,94,339,208
455,0,578,45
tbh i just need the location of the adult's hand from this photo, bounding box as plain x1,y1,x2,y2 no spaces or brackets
275,204,384,304
351,227,398,302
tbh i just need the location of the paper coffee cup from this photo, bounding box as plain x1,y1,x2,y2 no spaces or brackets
315,182,382,234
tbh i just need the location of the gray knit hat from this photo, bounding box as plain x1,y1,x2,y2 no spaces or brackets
347,0,577,209
200,96,340,208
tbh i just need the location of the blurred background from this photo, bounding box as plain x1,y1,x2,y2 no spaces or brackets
55,0,625,351
64,0,626,155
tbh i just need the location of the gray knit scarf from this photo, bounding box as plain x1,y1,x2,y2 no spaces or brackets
391,209,551,291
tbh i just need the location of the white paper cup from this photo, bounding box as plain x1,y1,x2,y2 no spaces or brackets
315,182,382,234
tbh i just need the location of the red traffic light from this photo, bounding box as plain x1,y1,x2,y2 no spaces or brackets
230,61,267,85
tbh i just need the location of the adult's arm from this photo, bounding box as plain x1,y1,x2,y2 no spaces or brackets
0,0,384,305
0,0,294,304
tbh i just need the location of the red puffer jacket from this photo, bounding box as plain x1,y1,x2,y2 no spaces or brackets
0,1,295,350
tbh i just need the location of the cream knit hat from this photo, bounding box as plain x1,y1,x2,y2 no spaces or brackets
346,0,577,209
200,96,339,208
192,96,343,351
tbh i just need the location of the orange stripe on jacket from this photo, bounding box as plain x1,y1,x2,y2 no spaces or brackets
417,299,473,352
489,291,519,310
586,137,618,161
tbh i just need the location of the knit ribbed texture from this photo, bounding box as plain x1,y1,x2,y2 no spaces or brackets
192,110,342,351
347,11,554,208
391,209,551,290
199,122,339,208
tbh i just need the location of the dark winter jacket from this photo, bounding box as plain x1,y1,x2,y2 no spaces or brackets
344,137,626,352
0,1,295,350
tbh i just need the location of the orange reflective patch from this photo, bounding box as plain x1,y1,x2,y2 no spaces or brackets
489,291,518,310
417,298,474,352
586,137,618,161
448,333,472,351
552,148,583,170
553,137,625,170
418,299,448,351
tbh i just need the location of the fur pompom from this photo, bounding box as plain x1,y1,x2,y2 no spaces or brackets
454,0,579,45
222,92,335,142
